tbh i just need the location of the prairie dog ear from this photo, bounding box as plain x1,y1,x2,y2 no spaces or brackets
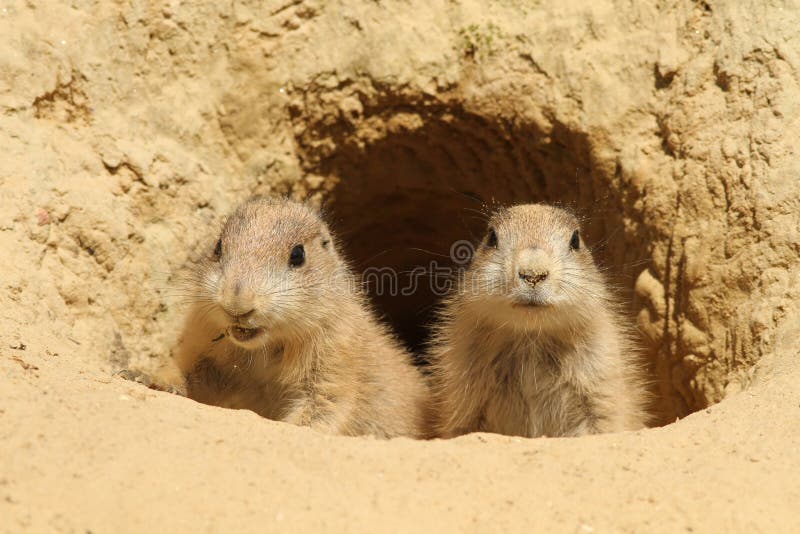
320,232,338,255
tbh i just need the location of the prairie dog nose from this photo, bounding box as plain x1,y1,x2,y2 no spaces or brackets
221,279,256,319
517,248,551,286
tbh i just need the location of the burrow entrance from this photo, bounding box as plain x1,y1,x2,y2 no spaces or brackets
292,98,677,422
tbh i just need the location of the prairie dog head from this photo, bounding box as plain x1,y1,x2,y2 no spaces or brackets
458,204,607,333
191,197,347,350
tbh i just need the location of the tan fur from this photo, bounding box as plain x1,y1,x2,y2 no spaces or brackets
428,204,648,438
168,197,431,439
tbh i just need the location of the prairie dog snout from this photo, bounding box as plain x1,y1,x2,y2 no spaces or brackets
220,281,257,318
516,248,552,286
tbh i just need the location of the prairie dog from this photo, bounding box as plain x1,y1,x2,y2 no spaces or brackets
170,197,430,439
428,204,648,438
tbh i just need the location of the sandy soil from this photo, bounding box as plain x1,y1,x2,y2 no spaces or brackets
1,0,799,531
2,327,799,532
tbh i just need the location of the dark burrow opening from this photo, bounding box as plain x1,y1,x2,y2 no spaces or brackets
297,103,675,422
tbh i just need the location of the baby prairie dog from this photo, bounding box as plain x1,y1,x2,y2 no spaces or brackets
429,204,648,438
173,197,430,439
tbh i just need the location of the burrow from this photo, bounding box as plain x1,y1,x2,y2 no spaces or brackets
287,89,683,424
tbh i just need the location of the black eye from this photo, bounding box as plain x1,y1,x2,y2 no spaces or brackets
569,230,580,251
486,228,498,248
213,239,222,260
289,244,305,267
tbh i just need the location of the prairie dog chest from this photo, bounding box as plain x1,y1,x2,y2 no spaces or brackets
482,341,566,437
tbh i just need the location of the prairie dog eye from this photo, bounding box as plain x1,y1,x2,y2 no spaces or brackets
213,239,222,260
289,244,305,267
486,228,498,248
569,230,580,251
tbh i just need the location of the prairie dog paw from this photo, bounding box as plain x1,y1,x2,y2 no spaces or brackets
116,368,187,396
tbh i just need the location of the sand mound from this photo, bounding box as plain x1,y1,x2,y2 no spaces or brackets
1,1,799,530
